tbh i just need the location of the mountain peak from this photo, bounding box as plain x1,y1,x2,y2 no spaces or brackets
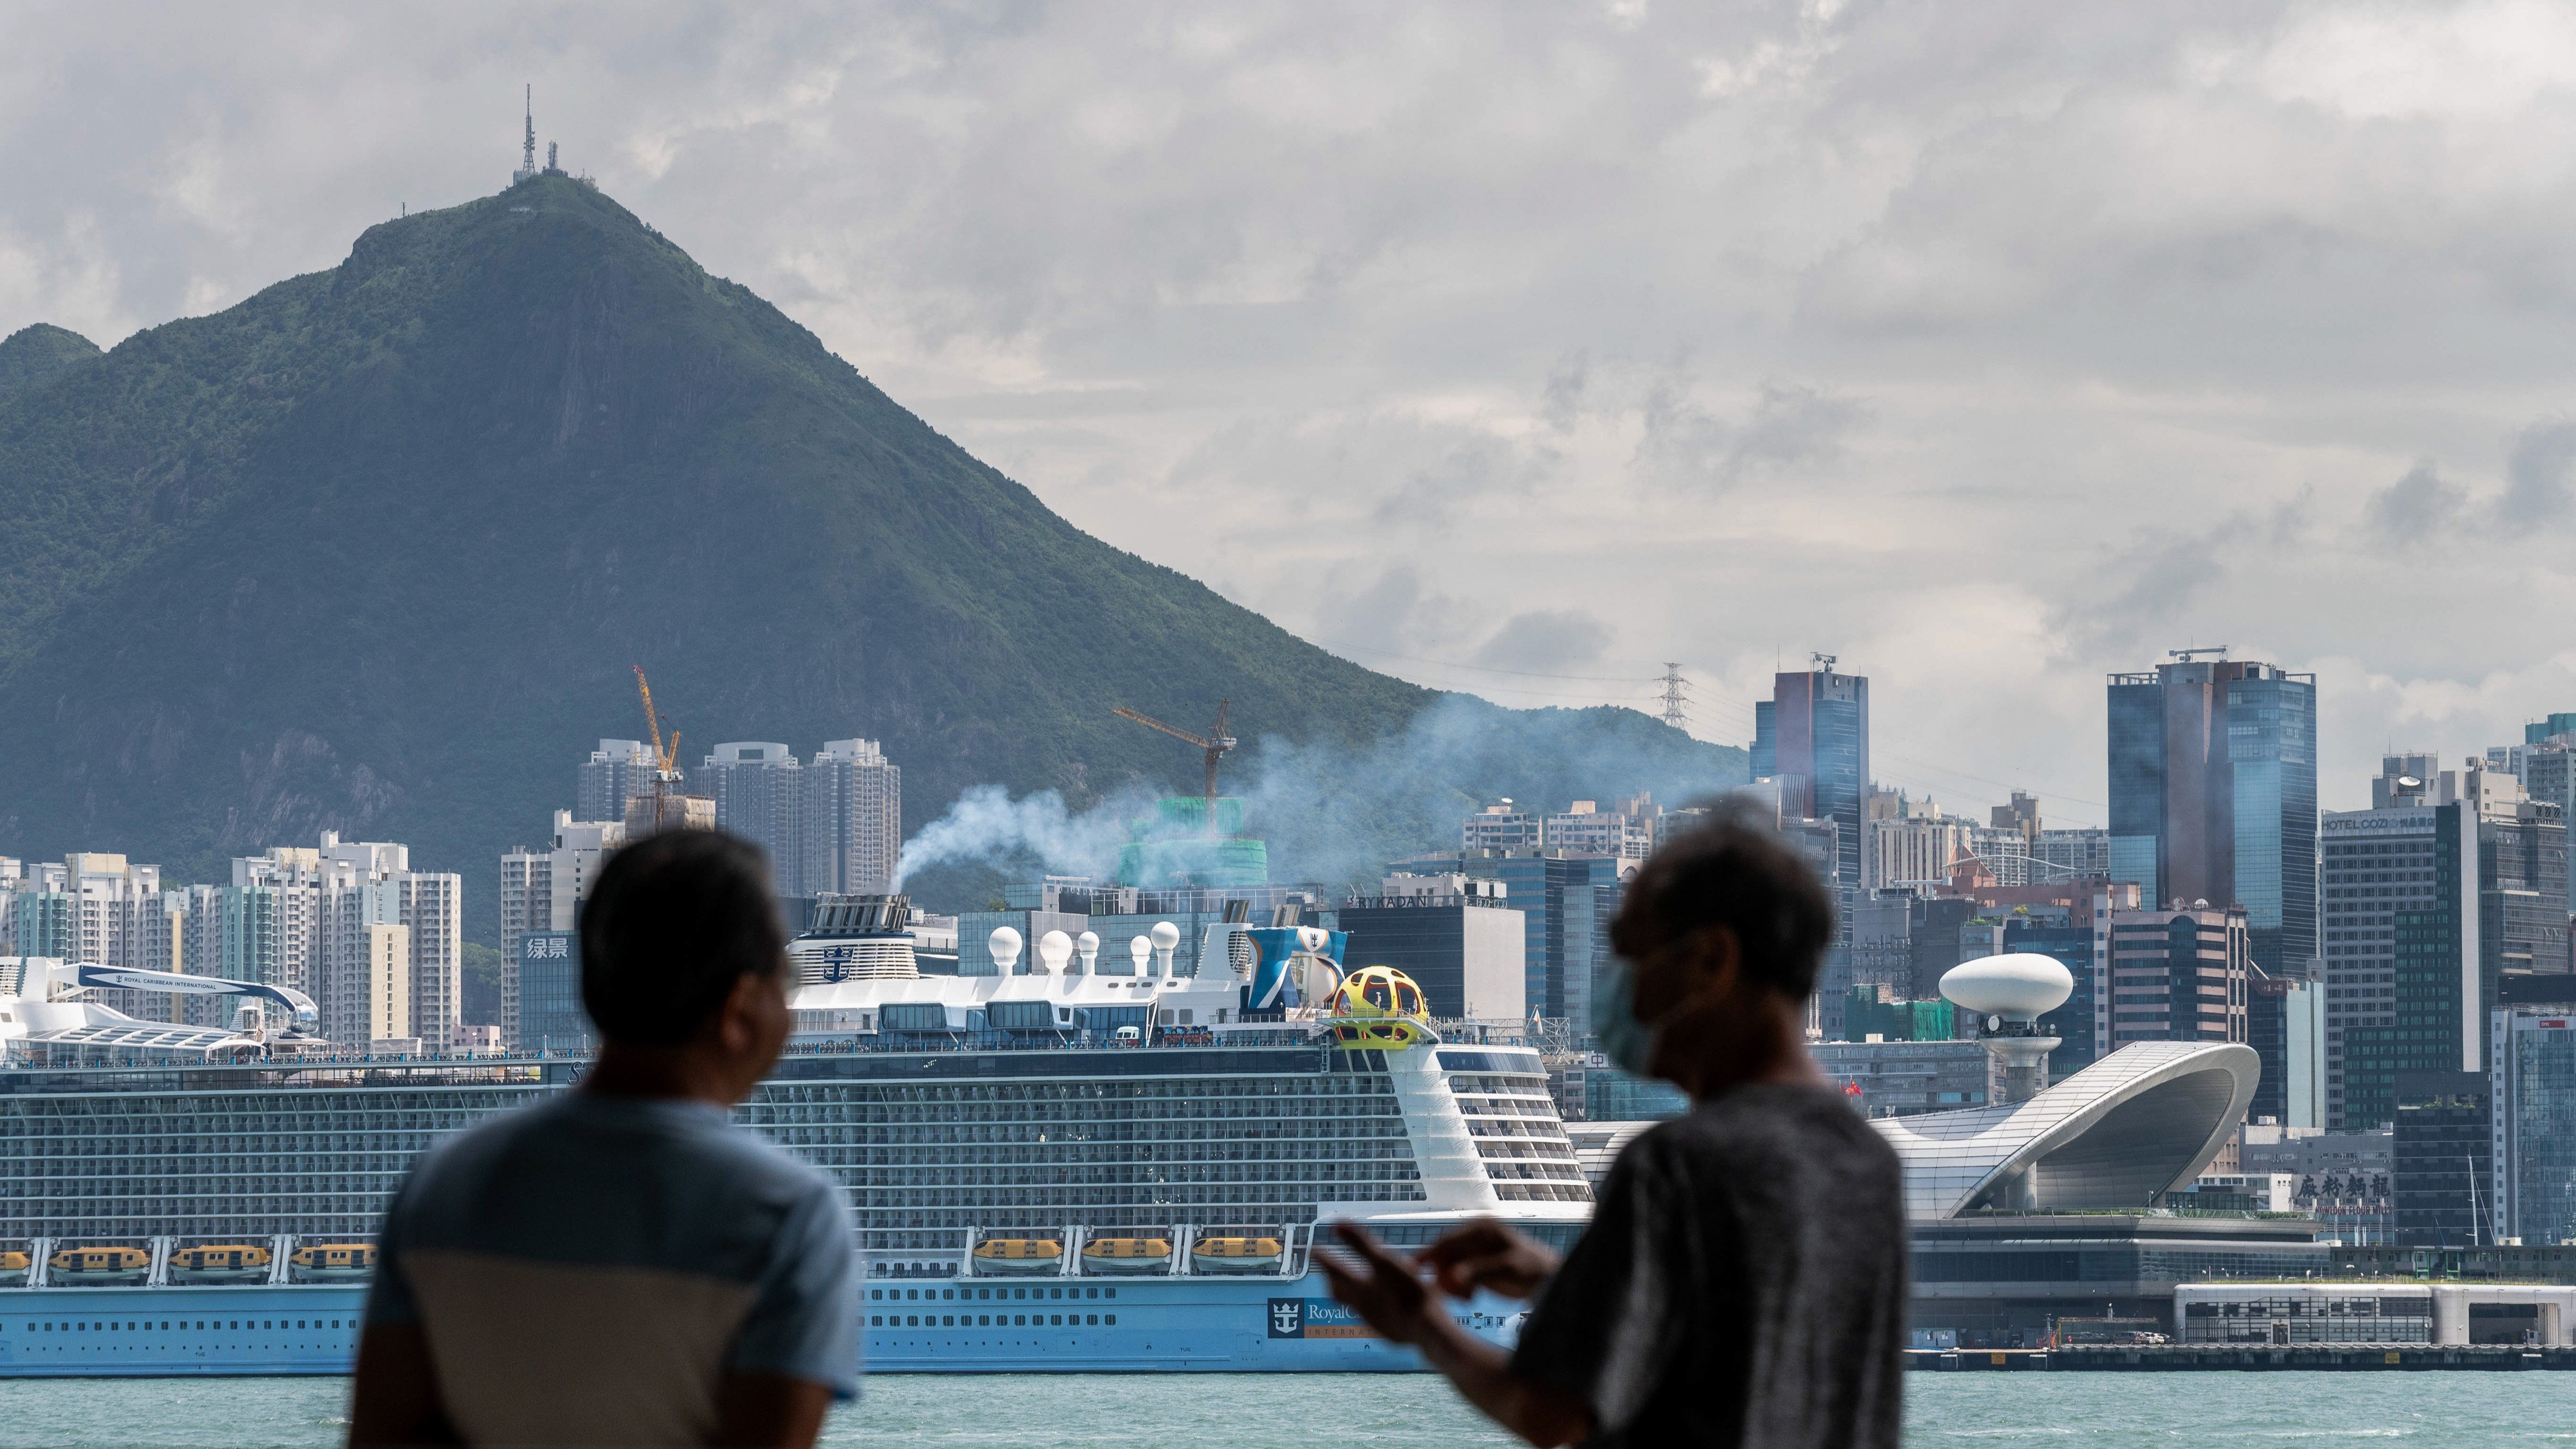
0,186,1741,929
0,322,100,400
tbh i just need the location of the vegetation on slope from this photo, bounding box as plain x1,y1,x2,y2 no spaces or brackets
0,179,1741,930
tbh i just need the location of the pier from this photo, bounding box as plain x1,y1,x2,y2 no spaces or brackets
1908,1345,2576,1371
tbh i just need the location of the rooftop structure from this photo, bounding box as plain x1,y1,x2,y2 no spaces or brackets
1871,1038,2260,1219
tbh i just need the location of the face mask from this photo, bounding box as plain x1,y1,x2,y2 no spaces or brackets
1592,960,1660,1077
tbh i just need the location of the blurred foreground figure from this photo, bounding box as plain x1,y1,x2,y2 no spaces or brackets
349,831,858,1448
1324,806,1905,1447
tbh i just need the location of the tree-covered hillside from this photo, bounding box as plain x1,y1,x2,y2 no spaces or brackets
0,178,1742,933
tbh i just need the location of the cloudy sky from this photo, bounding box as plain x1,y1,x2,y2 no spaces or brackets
11,0,2576,825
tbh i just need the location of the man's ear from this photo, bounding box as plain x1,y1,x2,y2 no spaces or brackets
715,969,763,1049
1692,926,1745,997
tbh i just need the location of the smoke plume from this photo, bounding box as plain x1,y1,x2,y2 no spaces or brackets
892,694,1745,901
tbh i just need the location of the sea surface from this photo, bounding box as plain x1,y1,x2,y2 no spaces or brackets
4,1373,2575,1446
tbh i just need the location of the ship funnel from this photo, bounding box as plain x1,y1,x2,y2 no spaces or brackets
1076,931,1100,976
989,927,1024,976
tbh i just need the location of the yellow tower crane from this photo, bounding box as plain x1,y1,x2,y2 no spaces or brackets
633,666,685,831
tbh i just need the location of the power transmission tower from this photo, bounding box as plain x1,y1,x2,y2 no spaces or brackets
1657,663,1690,730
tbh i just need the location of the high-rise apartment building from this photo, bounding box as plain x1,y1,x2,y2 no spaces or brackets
1462,805,1544,854
577,739,662,825
1866,795,1976,892
801,739,901,895
2033,828,2111,881
498,811,626,1048
1540,798,1659,862
230,833,463,1045
2106,654,2318,976
697,742,804,887
0,854,191,1019
1460,797,1660,863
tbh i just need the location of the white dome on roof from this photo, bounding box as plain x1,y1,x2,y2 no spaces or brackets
1941,952,2074,1020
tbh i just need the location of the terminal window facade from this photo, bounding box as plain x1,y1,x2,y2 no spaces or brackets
2181,1295,2431,1344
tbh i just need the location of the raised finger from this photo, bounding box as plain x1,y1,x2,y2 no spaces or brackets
1333,1222,1413,1274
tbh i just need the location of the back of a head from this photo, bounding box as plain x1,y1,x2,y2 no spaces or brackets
580,830,786,1045
1610,800,1835,999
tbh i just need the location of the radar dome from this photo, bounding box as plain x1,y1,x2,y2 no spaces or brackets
1940,953,2074,1020
1038,930,1074,973
1149,922,1181,951
988,927,1024,973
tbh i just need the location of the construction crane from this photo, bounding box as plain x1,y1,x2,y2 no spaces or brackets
632,666,683,781
1112,699,1237,833
630,666,689,833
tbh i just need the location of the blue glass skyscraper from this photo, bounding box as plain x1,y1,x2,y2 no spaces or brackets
2106,655,2317,976
1751,660,1869,909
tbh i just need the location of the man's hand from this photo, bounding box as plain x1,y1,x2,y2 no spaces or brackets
1316,1223,1445,1346
1417,1218,1560,1302
1320,1222,1595,1449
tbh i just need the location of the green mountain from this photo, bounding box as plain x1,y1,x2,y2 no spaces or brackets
0,178,1742,934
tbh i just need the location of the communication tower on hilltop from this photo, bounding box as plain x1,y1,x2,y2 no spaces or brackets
513,85,538,185
1656,663,1690,730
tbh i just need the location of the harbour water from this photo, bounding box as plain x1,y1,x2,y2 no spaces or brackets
7,1374,2576,1447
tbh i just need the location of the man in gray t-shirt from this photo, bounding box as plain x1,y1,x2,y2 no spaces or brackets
351,830,857,1448
1324,807,1905,1448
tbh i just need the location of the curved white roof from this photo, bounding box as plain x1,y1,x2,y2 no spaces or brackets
1872,1040,2258,1219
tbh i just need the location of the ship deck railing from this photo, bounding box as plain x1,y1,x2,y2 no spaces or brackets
0,1019,1534,1080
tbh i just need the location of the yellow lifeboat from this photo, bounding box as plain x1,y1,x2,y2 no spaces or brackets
290,1243,379,1280
0,1250,28,1286
172,1243,272,1283
1191,1235,1284,1274
1079,1237,1173,1275
49,1246,149,1284
971,1238,1064,1275
1323,965,1437,1051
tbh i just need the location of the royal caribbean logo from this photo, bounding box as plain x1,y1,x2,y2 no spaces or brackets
1267,1298,1372,1339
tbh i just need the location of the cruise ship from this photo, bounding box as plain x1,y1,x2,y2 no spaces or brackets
0,900,1590,1376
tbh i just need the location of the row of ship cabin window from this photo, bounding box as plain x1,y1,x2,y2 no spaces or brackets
19,1319,349,1332
872,1286,1114,1301
874,1313,1114,1328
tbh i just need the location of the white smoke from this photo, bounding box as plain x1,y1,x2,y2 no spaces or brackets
890,783,1143,890
890,694,1745,897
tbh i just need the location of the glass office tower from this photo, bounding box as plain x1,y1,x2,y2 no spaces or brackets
2105,656,2318,978
1751,662,1870,908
